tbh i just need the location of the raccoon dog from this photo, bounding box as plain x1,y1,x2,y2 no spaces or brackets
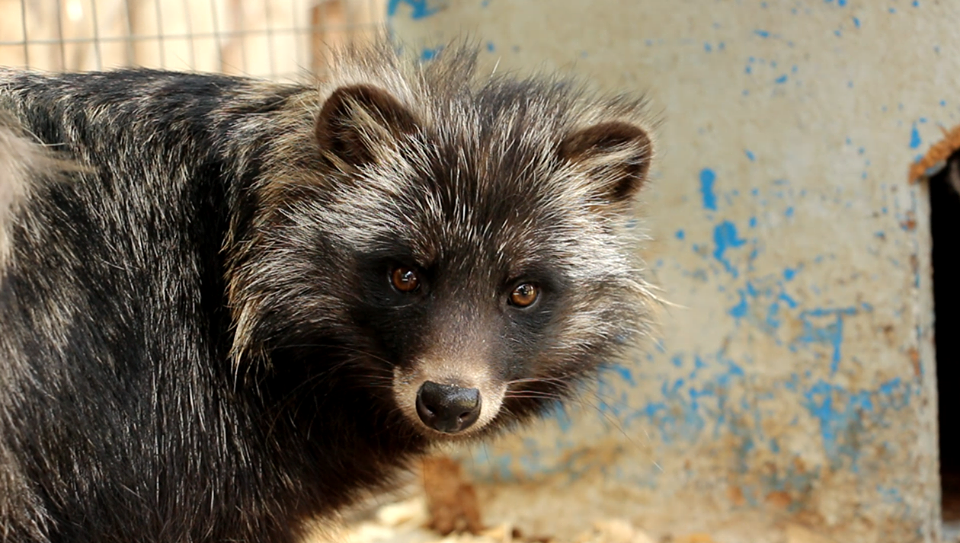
0,42,656,542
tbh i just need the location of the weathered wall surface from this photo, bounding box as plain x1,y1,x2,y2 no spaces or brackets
390,1,957,541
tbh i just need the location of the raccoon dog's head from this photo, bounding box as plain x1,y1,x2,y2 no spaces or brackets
229,45,655,442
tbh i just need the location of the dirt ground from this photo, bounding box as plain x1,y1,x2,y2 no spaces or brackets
307,495,844,543
307,456,662,543
304,457,844,543
311,493,663,543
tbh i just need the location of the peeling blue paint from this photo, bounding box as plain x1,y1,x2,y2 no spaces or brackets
387,0,439,19
803,378,911,468
775,75,788,84
780,292,798,309
722,268,864,376
796,307,856,374
700,168,718,211
676,229,686,240
745,150,756,161
713,221,746,276
420,47,440,61
605,364,636,386
754,29,770,38
729,294,748,319
852,16,861,27
909,124,922,149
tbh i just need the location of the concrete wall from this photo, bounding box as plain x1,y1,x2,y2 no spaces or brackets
389,1,957,541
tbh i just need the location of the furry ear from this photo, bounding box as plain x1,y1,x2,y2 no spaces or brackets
315,84,420,167
559,121,653,204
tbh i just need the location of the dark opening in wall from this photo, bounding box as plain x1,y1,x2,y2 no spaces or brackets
932,153,960,523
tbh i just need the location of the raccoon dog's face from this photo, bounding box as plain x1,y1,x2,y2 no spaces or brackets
230,70,654,442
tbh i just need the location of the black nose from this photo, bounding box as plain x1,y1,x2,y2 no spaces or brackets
415,381,482,434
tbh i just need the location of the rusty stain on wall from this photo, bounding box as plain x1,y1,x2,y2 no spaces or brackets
390,1,953,542
909,123,960,182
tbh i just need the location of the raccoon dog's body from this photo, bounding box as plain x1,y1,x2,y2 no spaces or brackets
0,43,655,542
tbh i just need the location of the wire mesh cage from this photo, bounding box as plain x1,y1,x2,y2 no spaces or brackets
0,0,386,80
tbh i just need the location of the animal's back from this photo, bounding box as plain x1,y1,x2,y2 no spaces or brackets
0,69,312,542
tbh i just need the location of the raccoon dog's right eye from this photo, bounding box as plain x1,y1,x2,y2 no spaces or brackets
390,266,421,293
509,283,540,308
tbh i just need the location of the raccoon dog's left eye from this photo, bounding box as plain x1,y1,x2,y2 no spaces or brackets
509,283,540,308
390,266,421,293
